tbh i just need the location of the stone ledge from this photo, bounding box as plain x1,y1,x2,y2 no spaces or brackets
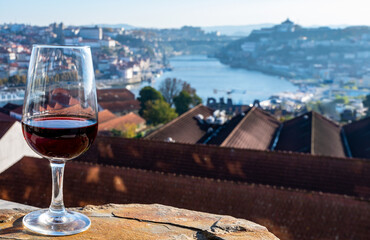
0,203,279,240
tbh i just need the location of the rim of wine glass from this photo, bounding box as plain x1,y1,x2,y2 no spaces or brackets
32,44,90,49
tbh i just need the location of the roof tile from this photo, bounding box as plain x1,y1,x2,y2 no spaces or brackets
97,88,135,102
343,116,370,159
275,111,346,157
98,109,117,123
145,104,214,143
220,107,281,150
99,100,140,113
98,112,145,132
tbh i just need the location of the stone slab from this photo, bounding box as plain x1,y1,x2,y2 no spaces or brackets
0,203,279,240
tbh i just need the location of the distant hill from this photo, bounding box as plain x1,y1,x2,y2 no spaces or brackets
201,24,354,37
81,23,353,35
201,24,275,36
82,24,137,30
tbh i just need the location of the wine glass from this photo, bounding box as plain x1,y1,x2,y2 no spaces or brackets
21,45,98,236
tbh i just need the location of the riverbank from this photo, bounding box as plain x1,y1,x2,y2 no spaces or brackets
129,55,298,105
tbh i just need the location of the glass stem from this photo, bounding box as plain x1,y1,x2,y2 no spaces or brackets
49,160,66,217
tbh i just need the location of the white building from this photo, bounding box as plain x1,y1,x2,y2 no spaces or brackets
80,40,100,48
118,67,133,79
100,39,116,48
79,27,103,40
64,37,81,45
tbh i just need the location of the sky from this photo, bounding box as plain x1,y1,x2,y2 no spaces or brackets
1,0,370,28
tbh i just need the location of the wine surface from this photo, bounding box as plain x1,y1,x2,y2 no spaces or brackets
22,117,98,160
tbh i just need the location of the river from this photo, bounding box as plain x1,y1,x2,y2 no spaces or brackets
129,55,298,105
1,55,298,108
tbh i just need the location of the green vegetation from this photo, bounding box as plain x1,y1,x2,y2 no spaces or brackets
334,95,350,104
173,91,192,115
110,123,139,138
121,123,137,138
307,100,337,117
159,78,183,106
138,85,178,125
143,99,178,125
0,72,79,87
173,90,202,115
0,75,27,86
138,79,201,125
110,129,123,137
138,86,164,116
158,78,202,115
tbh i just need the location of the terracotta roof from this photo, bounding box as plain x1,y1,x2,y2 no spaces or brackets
99,100,140,113
311,112,346,157
98,109,117,123
343,116,370,159
145,104,214,143
68,97,80,105
274,111,346,157
0,156,369,240
220,107,281,150
97,88,135,102
42,104,95,118
98,112,145,132
49,92,71,106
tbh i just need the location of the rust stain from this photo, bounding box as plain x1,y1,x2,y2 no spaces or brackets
98,142,114,159
23,186,32,200
0,189,9,200
192,153,214,169
113,176,127,192
86,166,100,183
128,145,141,158
226,161,246,177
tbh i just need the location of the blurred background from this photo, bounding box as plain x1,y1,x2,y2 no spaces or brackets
0,1,369,239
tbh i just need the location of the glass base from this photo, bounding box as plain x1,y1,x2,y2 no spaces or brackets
23,209,91,236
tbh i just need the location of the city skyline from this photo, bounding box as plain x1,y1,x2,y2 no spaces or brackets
1,0,370,28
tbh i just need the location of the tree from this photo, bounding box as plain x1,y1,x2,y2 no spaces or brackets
137,86,163,116
159,78,183,106
173,90,202,115
182,81,196,95
173,91,192,115
172,80,202,114
181,82,202,105
143,99,178,125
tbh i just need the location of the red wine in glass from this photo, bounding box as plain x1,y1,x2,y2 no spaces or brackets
22,117,98,160
22,45,98,236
